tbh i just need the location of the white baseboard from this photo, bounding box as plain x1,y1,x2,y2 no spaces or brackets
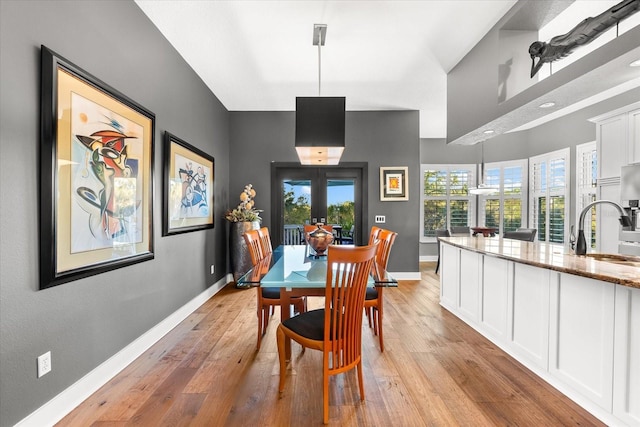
419,256,438,262
15,274,234,427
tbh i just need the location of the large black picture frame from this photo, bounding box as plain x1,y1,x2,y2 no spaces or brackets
163,131,215,236
40,46,155,289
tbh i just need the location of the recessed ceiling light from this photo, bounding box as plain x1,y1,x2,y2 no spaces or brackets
483,129,495,134
630,59,640,67
539,102,556,108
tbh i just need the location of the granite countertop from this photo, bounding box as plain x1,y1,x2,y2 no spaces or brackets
440,236,640,289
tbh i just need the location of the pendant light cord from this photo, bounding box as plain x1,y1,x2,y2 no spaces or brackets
480,142,485,186
318,41,322,96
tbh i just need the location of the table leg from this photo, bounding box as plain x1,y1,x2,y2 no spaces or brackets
280,289,292,360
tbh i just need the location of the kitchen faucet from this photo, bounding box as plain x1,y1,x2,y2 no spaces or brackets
575,200,633,255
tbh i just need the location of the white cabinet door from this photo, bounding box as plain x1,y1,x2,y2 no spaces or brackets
440,243,459,312
597,182,622,254
457,249,481,324
508,263,550,370
597,114,627,179
549,273,615,412
613,285,640,425
480,255,510,343
629,108,640,165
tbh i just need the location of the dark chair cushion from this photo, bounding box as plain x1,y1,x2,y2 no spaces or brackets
262,288,281,299
365,287,378,300
282,309,325,341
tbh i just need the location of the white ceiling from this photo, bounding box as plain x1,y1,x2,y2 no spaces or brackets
135,0,518,138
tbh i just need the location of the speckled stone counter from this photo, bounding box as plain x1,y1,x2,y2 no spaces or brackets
440,236,640,289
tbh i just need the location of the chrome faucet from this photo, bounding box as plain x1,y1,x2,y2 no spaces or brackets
575,200,632,255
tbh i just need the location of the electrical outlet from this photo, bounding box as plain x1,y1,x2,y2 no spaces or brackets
37,351,51,378
375,215,386,223
210,265,215,275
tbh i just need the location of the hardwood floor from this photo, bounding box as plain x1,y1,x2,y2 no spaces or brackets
58,263,604,426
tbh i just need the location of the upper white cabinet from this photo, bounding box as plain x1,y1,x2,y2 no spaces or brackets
590,102,640,253
596,113,628,179
591,102,640,179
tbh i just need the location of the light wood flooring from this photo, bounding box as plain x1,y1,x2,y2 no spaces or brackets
58,263,604,426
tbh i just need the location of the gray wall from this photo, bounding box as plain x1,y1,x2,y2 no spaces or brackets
229,111,420,274
0,1,230,426
420,87,640,256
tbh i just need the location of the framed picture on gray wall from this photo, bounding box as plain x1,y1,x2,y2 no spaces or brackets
163,132,214,235
39,46,155,289
380,166,409,201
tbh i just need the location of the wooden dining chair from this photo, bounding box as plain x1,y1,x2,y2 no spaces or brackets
243,229,305,351
364,228,397,352
256,226,273,256
277,244,377,424
368,226,382,245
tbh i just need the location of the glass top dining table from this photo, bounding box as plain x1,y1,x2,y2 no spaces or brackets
237,245,398,290
237,244,397,359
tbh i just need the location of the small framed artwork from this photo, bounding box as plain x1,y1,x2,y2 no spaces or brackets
380,166,409,201
40,46,155,289
163,132,214,235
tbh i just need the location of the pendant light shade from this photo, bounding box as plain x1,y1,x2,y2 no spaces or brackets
469,141,498,195
295,24,346,165
295,96,345,165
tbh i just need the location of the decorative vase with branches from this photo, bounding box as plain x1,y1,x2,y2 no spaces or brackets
226,184,262,282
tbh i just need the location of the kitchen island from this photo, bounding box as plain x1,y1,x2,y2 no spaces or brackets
438,237,640,427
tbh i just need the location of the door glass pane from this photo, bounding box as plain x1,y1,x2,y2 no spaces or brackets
326,179,355,242
282,179,311,244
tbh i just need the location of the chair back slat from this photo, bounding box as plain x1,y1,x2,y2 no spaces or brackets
257,227,273,256
368,226,382,245
324,244,377,371
374,229,398,270
243,229,264,266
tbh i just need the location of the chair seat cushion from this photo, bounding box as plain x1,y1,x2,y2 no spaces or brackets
261,287,281,299
282,308,325,341
365,287,378,300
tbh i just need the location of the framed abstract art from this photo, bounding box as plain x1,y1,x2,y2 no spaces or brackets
39,46,155,289
163,132,214,236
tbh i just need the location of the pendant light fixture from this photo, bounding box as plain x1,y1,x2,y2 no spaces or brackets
470,141,498,195
295,24,345,165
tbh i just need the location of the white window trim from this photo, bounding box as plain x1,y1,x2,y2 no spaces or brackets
420,164,476,243
529,147,571,243
575,141,597,249
478,159,529,235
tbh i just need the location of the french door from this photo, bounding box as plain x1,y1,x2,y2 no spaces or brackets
271,163,367,246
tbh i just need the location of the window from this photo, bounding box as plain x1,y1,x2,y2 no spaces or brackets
575,142,597,249
478,160,528,235
420,164,476,242
529,148,570,243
